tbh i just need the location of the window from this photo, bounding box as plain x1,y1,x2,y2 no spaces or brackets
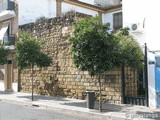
113,12,122,32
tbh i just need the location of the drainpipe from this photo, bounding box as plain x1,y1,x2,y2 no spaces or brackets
56,0,62,17
98,12,102,23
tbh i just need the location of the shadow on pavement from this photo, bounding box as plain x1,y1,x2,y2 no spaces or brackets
17,95,69,101
94,103,125,112
0,91,14,94
61,101,130,112
61,101,87,108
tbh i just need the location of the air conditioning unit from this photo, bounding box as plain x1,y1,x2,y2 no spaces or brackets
129,23,144,34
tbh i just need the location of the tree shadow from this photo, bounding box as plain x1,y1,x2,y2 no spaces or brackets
0,91,14,94
17,95,69,101
61,101,127,112
60,101,87,108
93,102,126,112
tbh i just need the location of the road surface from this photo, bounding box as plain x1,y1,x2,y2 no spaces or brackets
0,101,103,120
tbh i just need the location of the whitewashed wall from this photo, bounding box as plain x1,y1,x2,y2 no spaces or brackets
102,10,122,30
123,0,146,46
148,52,156,108
18,0,56,25
18,0,99,25
79,0,95,5
0,82,5,91
123,0,160,108
18,0,122,27
62,2,98,16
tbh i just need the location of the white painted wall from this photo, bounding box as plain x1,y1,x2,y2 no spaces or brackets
148,52,156,108
123,0,146,47
62,2,98,16
79,0,95,5
123,0,160,51
102,10,122,30
18,0,99,25
18,0,56,25
12,83,18,92
123,0,160,108
0,82,18,92
0,82,5,91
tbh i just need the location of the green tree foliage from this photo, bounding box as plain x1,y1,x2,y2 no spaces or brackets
115,28,143,69
69,17,143,111
14,32,52,101
70,17,119,76
69,17,120,112
14,32,52,70
0,43,9,65
70,18,143,75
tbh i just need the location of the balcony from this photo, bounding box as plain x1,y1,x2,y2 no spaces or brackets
2,35,15,46
0,0,15,11
0,0,15,21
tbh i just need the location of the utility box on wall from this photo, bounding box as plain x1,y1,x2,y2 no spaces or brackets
155,56,160,108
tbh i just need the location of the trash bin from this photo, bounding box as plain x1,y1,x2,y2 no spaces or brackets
86,91,95,109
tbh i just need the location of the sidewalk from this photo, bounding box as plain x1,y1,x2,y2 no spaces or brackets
0,91,160,120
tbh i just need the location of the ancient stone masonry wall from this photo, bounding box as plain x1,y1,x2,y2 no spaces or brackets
19,12,136,104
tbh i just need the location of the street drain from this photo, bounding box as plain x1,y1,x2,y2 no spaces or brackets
32,104,39,107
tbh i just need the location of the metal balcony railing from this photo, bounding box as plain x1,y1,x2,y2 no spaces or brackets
3,35,15,45
0,0,15,12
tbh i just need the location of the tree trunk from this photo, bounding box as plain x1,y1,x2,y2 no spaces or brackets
31,65,34,101
98,75,102,112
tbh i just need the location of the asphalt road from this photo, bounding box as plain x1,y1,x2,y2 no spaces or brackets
0,101,103,120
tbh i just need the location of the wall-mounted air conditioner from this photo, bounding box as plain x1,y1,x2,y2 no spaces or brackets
129,23,144,34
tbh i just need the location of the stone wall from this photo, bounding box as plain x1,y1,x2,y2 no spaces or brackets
19,12,136,104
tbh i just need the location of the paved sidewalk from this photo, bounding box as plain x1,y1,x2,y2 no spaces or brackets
0,91,160,120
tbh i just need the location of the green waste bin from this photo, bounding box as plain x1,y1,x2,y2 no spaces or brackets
86,91,95,109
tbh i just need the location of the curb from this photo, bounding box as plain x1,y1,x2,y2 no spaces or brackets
0,98,130,120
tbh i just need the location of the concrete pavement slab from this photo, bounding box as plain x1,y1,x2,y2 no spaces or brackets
0,91,160,120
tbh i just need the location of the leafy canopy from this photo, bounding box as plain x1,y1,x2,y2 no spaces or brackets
69,17,119,76
115,28,143,69
0,43,9,65
69,17,143,76
14,32,52,69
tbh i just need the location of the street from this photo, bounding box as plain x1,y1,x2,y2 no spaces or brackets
0,101,102,120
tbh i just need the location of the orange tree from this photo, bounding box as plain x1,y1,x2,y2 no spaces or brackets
69,17,119,112
69,17,143,112
14,32,52,101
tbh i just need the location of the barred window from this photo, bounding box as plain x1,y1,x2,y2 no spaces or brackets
113,12,122,32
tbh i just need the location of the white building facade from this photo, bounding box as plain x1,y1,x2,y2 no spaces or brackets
0,0,18,92
123,0,160,108
17,0,121,27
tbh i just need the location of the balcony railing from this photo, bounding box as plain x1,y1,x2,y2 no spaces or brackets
3,35,15,45
0,0,15,12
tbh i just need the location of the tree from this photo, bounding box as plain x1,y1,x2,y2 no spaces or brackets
69,17,119,112
69,17,143,112
114,28,143,69
14,32,52,101
0,43,9,65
